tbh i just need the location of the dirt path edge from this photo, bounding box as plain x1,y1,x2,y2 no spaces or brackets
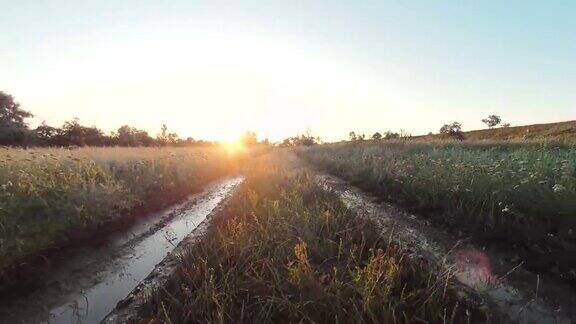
315,172,575,324
102,179,242,323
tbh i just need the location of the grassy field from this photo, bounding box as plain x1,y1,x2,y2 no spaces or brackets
0,146,243,272
297,141,576,269
140,154,487,323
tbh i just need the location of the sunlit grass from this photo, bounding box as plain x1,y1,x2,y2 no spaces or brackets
297,140,576,247
141,154,487,323
0,146,242,272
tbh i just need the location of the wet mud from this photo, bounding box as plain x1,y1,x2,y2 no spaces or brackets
0,176,243,324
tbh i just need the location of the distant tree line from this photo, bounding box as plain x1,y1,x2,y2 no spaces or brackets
348,130,411,142
280,130,321,147
0,90,214,147
2,90,516,147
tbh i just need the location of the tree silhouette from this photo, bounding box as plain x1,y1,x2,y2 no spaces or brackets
383,131,399,140
372,132,382,140
34,122,60,146
0,91,33,145
116,125,154,146
482,115,501,128
348,131,357,141
280,133,320,147
58,118,105,146
156,124,179,146
439,122,464,140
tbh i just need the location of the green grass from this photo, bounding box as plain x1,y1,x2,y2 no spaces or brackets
141,155,487,323
297,141,576,250
0,146,242,271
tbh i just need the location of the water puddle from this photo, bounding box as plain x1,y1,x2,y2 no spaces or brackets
0,176,243,324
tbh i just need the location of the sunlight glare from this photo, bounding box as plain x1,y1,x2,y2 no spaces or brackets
221,137,246,155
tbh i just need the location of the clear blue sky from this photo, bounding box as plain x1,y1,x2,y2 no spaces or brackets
1,1,575,141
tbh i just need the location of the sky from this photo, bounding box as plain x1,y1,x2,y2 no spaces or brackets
1,0,575,142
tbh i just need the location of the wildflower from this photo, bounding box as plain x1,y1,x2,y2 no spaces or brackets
552,184,567,193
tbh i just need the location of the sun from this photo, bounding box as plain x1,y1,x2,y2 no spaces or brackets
220,136,246,154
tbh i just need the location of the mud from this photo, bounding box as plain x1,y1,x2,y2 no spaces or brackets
0,176,243,324
316,173,575,324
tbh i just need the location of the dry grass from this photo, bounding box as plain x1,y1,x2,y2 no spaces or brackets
416,120,576,141
141,154,487,323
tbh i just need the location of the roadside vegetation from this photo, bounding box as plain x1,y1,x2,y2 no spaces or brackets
0,146,243,273
141,155,488,323
298,141,576,278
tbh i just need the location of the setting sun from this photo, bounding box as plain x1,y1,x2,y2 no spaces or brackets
221,138,246,154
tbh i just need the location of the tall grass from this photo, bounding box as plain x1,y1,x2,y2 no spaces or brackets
142,155,487,323
0,146,241,271
297,141,576,255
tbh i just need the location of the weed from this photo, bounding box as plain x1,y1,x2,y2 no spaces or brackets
142,155,486,323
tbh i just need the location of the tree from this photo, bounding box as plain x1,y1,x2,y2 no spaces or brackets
115,125,154,146
482,114,501,129
348,131,357,141
372,132,382,140
83,126,106,146
439,122,464,140
156,124,179,146
0,91,33,145
383,131,400,140
34,122,60,146
280,131,320,147
61,118,86,146
56,118,107,146
399,129,412,138
502,123,511,128
116,125,137,146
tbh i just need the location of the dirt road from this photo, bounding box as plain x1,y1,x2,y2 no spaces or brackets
0,176,243,324
316,172,575,323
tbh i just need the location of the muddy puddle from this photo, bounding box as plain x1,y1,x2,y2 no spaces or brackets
316,173,575,324
0,176,243,324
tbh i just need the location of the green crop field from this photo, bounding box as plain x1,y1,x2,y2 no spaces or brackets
0,146,241,272
298,141,576,255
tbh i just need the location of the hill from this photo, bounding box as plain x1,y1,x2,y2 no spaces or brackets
417,120,576,141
